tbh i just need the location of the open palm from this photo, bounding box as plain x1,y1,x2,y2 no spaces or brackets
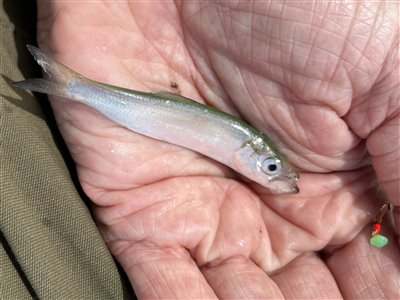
37,1,399,298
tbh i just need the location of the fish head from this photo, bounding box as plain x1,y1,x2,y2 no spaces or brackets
232,137,299,194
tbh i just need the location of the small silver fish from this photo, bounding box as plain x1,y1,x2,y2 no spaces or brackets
14,45,299,194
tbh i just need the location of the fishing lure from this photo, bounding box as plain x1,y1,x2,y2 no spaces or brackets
370,202,391,248
14,45,299,194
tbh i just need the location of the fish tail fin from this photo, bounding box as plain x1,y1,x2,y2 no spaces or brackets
13,78,68,98
13,45,84,98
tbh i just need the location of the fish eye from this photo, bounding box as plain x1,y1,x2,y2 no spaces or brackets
261,157,282,175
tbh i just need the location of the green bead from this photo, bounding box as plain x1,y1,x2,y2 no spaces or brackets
370,234,389,248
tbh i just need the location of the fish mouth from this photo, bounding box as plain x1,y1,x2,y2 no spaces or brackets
273,184,299,194
268,173,300,194
289,185,300,194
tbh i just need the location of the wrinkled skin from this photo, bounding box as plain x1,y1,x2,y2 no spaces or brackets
37,1,399,299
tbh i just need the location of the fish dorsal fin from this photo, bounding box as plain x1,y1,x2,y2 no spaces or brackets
153,90,179,97
152,90,195,103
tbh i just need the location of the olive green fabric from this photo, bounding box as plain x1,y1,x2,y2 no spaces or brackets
0,1,132,299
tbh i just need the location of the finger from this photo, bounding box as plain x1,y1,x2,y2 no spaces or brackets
367,115,400,241
109,242,217,299
367,115,400,206
202,256,284,299
259,169,378,260
326,227,400,299
272,252,342,299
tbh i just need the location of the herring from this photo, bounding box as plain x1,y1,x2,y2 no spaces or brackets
13,45,299,194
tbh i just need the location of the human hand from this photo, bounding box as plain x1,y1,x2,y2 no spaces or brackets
37,1,399,298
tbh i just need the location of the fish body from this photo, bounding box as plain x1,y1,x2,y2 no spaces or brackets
14,45,299,194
